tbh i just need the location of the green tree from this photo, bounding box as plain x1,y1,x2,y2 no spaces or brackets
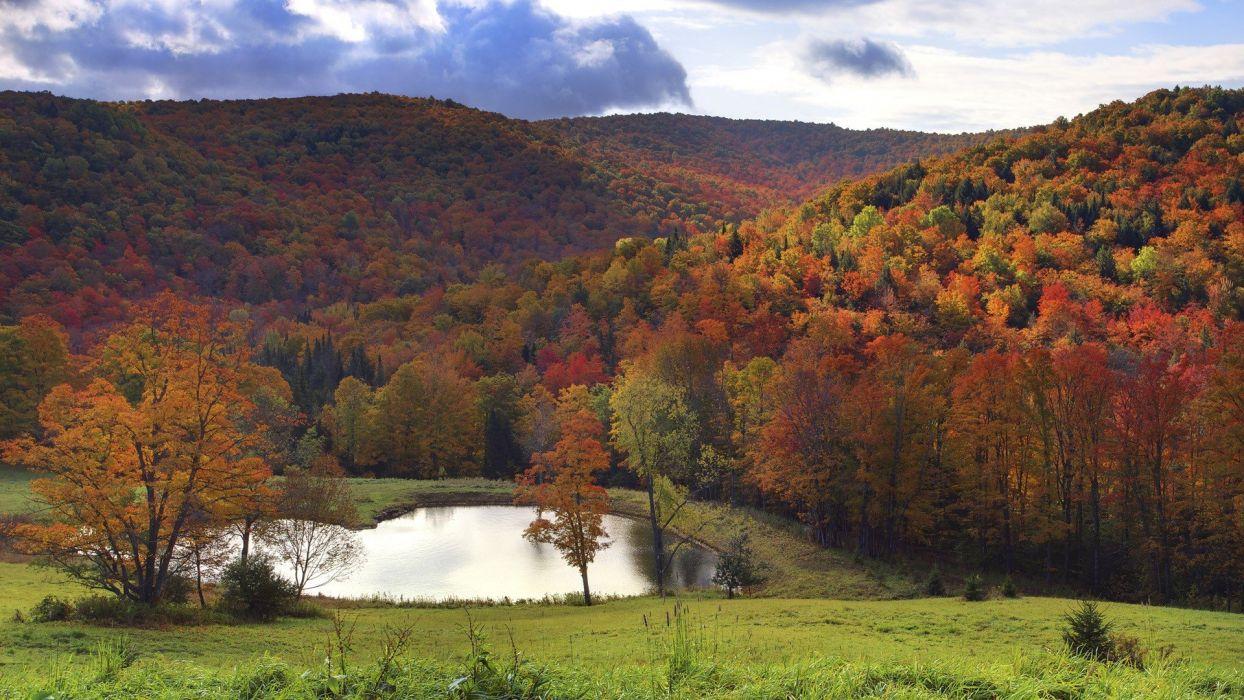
0,316,69,439
1062,601,1115,661
477,374,524,479
324,376,373,471
361,359,481,477
712,531,762,598
609,365,697,596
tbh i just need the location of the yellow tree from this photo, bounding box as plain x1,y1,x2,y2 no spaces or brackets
609,364,697,596
516,385,611,605
0,314,70,439
3,294,275,605
360,358,481,478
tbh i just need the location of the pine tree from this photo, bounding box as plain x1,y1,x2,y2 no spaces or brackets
727,226,744,260
712,532,762,599
963,573,986,601
1062,601,1115,661
925,565,945,596
1001,577,1019,598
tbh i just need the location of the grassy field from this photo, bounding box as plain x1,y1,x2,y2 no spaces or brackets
2,474,1244,697
0,562,1242,696
0,468,39,517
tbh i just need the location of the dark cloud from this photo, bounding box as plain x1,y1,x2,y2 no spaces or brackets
0,0,691,119
803,38,914,82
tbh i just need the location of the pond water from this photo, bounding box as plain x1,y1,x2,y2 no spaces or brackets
303,505,718,601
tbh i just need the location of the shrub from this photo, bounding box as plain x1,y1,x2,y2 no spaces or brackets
962,574,986,601
30,594,73,622
72,594,230,626
164,575,193,605
712,531,763,598
925,566,945,596
74,595,133,623
217,556,297,622
283,599,329,619
1001,577,1019,598
1109,633,1148,669
1062,601,1114,661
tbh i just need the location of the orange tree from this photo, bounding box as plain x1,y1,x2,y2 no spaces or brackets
3,293,277,605
516,385,611,605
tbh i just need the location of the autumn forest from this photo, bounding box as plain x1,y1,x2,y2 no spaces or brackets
2,85,1240,610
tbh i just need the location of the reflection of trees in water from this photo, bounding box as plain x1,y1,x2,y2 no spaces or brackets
418,506,457,530
619,515,717,589
669,547,717,587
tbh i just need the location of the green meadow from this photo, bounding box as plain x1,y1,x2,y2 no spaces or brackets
2,469,1243,697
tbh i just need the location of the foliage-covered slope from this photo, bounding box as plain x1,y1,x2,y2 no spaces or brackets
0,92,990,328
544,112,1013,218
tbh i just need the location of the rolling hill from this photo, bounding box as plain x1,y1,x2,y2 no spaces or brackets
0,91,994,329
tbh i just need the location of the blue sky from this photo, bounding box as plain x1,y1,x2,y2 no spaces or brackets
1,0,1241,131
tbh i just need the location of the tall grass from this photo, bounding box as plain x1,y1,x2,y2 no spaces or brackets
3,605,1242,699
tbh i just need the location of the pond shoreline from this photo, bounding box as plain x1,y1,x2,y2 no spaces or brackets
367,487,724,556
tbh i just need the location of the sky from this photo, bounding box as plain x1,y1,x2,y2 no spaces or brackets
1,0,1242,132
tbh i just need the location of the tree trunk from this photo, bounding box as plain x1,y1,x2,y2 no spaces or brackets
580,564,592,606
194,548,207,609
240,518,253,565
1090,472,1101,593
646,477,666,597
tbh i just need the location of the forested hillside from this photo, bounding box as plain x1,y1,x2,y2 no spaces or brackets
0,92,986,330
2,86,1242,607
543,112,1006,220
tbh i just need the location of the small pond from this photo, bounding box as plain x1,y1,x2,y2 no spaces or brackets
304,505,718,601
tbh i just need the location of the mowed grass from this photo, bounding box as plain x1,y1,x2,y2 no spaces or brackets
2,562,1242,678
345,476,513,522
0,467,39,517
0,470,512,524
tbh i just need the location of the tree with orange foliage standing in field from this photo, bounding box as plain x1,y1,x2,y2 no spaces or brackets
2,293,278,605
516,385,611,605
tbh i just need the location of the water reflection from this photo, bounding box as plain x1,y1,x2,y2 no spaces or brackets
303,505,718,600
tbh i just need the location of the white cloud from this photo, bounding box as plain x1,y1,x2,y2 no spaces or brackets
0,0,691,119
286,0,444,42
694,41,1244,131
540,0,1203,47
0,0,103,35
574,38,615,67
838,0,1202,47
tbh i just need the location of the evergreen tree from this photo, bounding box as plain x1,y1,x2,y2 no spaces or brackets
1062,601,1115,661
727,225,744,260
925,565,945,596
1001,577,1019,598
963,574,986,601
712,531,762,598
